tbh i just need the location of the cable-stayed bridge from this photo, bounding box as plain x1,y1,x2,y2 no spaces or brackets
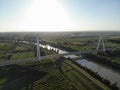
0,47,119,67
0,33,119,67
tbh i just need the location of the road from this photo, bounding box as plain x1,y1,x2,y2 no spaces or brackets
0,47,118,67
0,55,57,67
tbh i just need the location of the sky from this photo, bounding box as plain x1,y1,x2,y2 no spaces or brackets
0,0,120,32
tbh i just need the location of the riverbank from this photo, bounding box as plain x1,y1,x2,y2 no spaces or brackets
39,42,120,89
1,40,120,89
55,57,111,90
70,58,119,90
84,52,120,70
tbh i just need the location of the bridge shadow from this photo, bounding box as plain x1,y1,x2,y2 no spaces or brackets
0,64,47,90
55,57,65,67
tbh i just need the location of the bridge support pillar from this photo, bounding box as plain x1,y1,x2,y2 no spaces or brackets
96,33,106,53
36,36,41,61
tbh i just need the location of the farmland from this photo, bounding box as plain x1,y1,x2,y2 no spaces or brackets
0,32,120,90
0,57,111,90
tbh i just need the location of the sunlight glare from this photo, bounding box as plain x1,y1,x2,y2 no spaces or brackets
17,0,75,32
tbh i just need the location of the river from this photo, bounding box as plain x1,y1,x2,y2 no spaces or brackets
76,59,120,88
40,44,120,88
24,41,120,88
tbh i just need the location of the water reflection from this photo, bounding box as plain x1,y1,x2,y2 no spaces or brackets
27,41,120,88
40,44,78,58
77,59,120,88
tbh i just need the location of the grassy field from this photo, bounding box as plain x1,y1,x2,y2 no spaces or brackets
0,58,111,90
49,35,120,50
0,42,111,90
0,43,14,50
0,59,76,90
60,59,110,90
0,34,119,90
49,35,120,65
0,42,14,61
0,42,56,62
12,52,34,60
15,45,30,51
0,42,35,61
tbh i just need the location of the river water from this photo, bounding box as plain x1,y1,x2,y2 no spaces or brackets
39,44,78,58
40,44,120,88
76,59,120,88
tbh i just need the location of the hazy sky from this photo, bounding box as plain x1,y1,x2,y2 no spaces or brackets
0,0,120,32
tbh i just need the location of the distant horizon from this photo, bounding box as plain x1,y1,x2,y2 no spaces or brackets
0,30,120,33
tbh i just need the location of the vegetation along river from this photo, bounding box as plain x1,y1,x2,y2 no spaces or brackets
40,44,120,88
24,41,120,88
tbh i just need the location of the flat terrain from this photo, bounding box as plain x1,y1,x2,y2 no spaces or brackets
0,42,56,62
0,42,110,90
0,59,76,90
0,32,119,90
48,35,120,65
0,58,110,90
0,42,34,62
60,59,110,90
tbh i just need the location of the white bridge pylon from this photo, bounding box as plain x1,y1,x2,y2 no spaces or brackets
36,36,41,61
96,33,106,53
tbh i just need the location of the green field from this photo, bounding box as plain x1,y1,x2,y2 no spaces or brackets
0,42,111,90
49,35,120,51
0,58,111,90
0,42,56,61
60,59,110,90
49,35,120,65
0,42,34,61
0,59,76,90
0,34,119,90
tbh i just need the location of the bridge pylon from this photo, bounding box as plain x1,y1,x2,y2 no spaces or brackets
36,36,41,61
96,32,106,53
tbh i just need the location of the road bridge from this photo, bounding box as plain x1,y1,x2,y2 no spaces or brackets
0,33,119,67
0,47,119,67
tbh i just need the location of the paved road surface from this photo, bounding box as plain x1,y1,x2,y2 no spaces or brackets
0,48,118,67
